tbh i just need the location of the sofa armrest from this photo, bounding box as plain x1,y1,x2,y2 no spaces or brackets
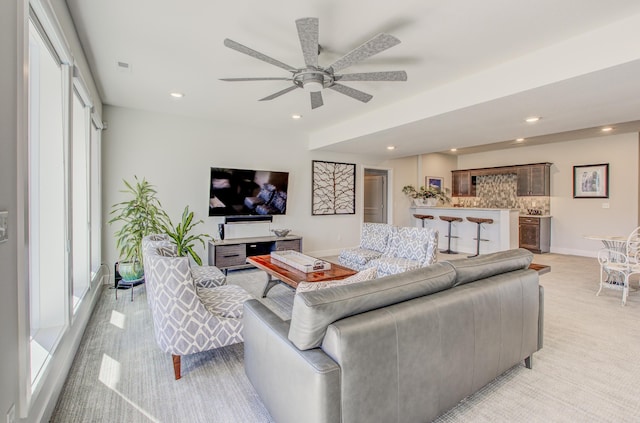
243,300,341,423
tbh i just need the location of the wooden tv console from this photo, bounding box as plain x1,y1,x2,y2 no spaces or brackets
208,235,302,273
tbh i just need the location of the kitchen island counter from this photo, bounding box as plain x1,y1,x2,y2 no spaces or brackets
411,206,520,255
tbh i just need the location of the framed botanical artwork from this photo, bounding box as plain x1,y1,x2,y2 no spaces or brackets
425,176,444,191
312,160,356,215
573,163,609,198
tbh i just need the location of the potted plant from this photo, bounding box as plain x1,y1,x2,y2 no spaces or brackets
402,185,451,207
109,177,168,281
162,206,212,266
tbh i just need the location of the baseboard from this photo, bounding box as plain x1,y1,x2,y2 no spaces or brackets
310,248,342,259
549,247,597,258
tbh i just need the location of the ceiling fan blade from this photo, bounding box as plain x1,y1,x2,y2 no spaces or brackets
296,17,319,68
220,77,292,82
310,91,323,109
328,83,373,103
335,70,407,82
224,38,297,72
328,33,401,72
259,85,299,101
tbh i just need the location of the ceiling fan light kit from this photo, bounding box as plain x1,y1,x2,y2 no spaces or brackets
221,17,407,110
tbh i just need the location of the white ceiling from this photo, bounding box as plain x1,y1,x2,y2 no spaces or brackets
65,0,640,160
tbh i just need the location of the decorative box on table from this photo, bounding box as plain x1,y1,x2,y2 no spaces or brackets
270,250,331,273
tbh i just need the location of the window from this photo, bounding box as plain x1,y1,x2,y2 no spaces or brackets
28,18,67,387
71,90,90,309
22,2,104,415
90,120,102,279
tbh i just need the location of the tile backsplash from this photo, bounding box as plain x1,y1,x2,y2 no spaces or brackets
455,174,550,214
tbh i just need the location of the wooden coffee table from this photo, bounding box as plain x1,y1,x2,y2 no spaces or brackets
247,254,357,297
529,263,551,275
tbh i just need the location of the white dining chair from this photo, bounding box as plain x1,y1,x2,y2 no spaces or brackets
597,226,640,305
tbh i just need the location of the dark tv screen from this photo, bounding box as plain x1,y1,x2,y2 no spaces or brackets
209,167,289,216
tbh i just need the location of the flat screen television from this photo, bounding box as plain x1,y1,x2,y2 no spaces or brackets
209,167,290,217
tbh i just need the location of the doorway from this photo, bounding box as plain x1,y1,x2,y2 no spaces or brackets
364,168,389,224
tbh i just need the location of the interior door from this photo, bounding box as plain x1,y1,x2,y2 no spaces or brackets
364,173,386,223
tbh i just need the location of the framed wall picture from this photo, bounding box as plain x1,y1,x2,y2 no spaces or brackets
425,176,444,191
573,163,609,198
312,160,356,215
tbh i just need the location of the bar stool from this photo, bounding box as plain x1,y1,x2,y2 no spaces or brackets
439,216,463,254
413,214,434,228
467,217,494,258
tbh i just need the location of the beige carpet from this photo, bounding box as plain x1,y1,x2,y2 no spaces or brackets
51,253,640,422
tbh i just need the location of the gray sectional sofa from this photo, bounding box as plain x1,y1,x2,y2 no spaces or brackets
243,248,543,423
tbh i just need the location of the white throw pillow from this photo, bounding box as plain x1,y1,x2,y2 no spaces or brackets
296,266,378,293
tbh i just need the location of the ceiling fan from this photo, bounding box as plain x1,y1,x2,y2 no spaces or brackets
220,17,407,109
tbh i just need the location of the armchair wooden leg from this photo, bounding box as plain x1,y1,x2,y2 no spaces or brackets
172,354,181,380
524,355,533,369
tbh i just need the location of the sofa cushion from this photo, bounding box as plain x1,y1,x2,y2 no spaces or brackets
369,257,422,277
338,247,383,267
296,266,378,293
359,223,391,253
447,248,534,287
288,262,456,350
192,265,227,288
197,284,253,318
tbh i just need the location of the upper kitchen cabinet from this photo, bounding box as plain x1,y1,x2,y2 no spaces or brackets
452,170,476,197
517,163,551,196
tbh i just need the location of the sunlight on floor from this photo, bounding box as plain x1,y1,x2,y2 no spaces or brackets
99,353,161,422
110,310,126,329
98,353,121,389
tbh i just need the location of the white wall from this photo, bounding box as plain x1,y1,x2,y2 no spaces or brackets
102,106,370,265
457,133,639,256
379,155,419,227
1,0,22,420
420,153,457,196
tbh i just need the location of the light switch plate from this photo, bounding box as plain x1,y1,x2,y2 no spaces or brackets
0,211,8,243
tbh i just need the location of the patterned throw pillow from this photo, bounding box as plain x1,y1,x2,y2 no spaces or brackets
296,266,378,293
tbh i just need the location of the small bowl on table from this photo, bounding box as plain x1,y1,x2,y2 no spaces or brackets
271,229,291,238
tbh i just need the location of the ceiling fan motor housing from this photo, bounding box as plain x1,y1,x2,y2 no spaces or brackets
294,69,333,92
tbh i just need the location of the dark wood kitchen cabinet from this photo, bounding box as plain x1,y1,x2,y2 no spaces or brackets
517,163,551,196
451,170,476,197
519,216,550,253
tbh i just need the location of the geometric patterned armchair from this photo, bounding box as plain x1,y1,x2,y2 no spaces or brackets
143,236,252,379
338,223,393,271
369,226,438,277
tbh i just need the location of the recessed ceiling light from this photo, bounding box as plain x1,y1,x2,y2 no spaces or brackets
291,114,302,119
170,92,184,98
516,138,525,142
450,148,458,152
525,116,541,123
601,126,614,132
387,145,396,150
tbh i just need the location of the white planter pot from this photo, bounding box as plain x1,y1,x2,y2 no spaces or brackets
414,198,437,207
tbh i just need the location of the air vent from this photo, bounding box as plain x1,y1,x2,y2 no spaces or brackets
116,61,132,73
